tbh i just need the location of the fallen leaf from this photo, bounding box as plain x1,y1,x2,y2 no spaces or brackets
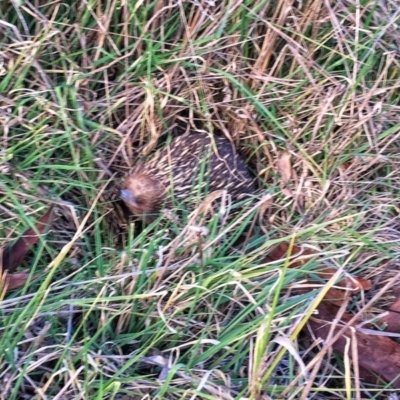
377,296,400,333
252,238,388,388
307,301,400,388
1,271,38,291
264,242,371,296
281,188,293,197
321,287,353,307
2,205,55,273
0,205,55,291
277,151,292,183
314,265,371,291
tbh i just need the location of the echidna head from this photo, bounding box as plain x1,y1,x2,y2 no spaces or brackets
119,171,165,222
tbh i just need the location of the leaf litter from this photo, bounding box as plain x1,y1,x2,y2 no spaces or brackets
1,205,54,292
1,0,400,398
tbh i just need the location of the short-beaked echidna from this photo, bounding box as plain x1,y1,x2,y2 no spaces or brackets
119,133,258,223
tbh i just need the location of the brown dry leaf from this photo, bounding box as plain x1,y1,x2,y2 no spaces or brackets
320,287,354,307
0,205,55,291
307,301,400,388
1,271,38,291
264,242,371,298
294,286,364,308
377,296,400,333
277,151,292,183
316,265,371,291
2,205,55,273
281,188,293,197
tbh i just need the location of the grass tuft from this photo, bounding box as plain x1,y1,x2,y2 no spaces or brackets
1,0,400,398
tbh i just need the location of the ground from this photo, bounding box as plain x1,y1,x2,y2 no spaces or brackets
1,1,400,399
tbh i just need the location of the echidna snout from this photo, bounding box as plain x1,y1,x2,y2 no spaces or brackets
119,172,165,220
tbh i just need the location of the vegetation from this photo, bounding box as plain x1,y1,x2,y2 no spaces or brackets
1,0,399,398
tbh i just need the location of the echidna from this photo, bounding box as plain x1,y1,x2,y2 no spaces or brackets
119,133,258,223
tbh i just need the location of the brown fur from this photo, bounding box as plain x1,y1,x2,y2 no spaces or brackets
119,171,165,222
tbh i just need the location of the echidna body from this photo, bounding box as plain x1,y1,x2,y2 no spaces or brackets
119,133,258,223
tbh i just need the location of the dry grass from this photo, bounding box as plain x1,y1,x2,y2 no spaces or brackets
1,0,400,399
